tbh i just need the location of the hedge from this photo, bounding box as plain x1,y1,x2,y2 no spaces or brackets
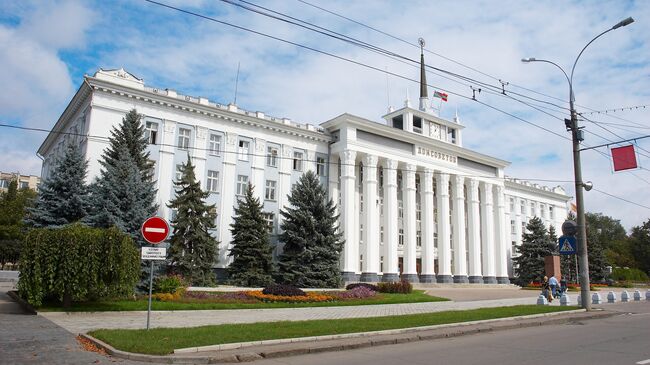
17,224,139,307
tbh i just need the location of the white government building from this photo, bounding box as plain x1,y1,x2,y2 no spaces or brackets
38,62,570,284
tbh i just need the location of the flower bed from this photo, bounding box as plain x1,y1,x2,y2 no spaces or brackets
245,290,334,303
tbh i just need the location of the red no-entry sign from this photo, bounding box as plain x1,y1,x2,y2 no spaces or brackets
141,216,170,244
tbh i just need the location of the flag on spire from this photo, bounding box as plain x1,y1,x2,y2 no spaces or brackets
433,91,448,102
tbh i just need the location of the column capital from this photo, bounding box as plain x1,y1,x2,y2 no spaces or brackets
403,165,416,191
383,158,398,170
481,181,493,203
495,184,505,207
339,149,357,163
453,174,465,187
364,154,378,167
468,178,480,202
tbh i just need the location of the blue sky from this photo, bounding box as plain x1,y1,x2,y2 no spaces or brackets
1,0,649,229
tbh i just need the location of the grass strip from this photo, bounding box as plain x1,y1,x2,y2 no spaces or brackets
38,291,445,312
90,305,578,355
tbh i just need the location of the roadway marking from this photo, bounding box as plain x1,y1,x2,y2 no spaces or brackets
144,227,166,233
636,359,650,364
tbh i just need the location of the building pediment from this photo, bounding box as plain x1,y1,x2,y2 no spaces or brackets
94,68,144,90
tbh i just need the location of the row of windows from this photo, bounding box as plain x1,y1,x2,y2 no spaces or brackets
146,121,327,176
509,197,555,219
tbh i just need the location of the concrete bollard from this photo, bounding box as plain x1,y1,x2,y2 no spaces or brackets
607,291,617,303
592,292,602,304
537,294,548,305
633,290,642,301
560,293,571,306
646,290,650,301
621,291,630,303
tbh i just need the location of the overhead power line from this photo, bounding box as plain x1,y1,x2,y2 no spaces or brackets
581,104,650,115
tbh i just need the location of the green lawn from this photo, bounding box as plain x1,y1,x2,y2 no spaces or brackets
37,290,446,312
90,305,579,355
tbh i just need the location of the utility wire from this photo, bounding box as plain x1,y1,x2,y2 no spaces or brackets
581,104,650,115
592,188,650,210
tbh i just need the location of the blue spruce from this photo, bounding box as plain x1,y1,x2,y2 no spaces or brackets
26,144,91,228
277,170,342,288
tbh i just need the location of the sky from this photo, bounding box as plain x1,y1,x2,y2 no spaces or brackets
1,0,649,230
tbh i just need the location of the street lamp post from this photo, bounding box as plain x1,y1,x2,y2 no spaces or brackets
522,17,634,310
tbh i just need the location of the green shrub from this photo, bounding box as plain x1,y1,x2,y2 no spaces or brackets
611,267,649,282
17,224,139,307
377,280,412,294
153,274,187,294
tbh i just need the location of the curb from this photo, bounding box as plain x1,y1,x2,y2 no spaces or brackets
81,309,615,364
7,290,37,315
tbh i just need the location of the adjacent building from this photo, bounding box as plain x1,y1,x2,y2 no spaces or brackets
0,171,40,193
37,62,570,283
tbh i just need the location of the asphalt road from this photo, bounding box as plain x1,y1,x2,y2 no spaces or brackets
254,301,650,365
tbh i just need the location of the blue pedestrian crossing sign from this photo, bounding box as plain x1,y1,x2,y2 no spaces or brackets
558,236,577,255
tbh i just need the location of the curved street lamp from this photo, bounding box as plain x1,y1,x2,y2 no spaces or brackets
522,16,634,310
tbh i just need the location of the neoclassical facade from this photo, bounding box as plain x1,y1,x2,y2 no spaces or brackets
38,67,570,284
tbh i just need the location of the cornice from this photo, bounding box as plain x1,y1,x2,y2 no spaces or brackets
38,81,92,155
86,76,332,144
504,180,571,201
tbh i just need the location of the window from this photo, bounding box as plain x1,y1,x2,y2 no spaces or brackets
146,122,158,144
208,134,221,156
178,128,190,149
416,230,422,247
380,226,384,244
170,209,178,222
509,197,515,212
207,170,219,192
265,180,277,201
238,140,249,161
530,202,535,216
316,156,326,176
267,147,278,167
236,175,249,196
398,229,404,246
398,201,404,219
413,116,423,133
360,195,364,212
20,181,29,189
448,128,457,143
262,212,275,233
175,164,183,181
510,220,516,234
520,200,526,214
521,221,526,232
549,206,554,219
540,204,546,218
0,179,8,188
293,151,303,171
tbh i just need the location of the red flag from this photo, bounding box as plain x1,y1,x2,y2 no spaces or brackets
611,145,637,172
433,91,448,102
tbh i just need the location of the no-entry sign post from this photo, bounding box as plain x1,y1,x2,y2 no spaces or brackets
141,216,170,330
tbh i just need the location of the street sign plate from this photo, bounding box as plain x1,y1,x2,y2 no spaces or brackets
141,247,167,261
558,236,577,255
141,216,170,244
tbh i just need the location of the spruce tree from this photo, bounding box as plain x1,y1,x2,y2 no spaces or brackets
228,184,275,287
26,144,91,228
86,109,157,242
167,155,219,286
86,146,156,242
277,170,342,288
513,217,556,286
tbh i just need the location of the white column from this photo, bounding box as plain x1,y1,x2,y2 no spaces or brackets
451,175,468,283
480,182,497,283
420,168,436,282
251,138,266,202
218,132,238,267
436,172,452,282
467,179,483,283
193,127,208,188
361,154,379,282
277,145,293,226
328,155,340,215
382,159,399,282
494,185,510,283
515,197,523,246
339,150,358,282
402,164,418,282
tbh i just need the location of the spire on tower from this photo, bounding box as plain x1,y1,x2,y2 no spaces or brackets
418,38,429,112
